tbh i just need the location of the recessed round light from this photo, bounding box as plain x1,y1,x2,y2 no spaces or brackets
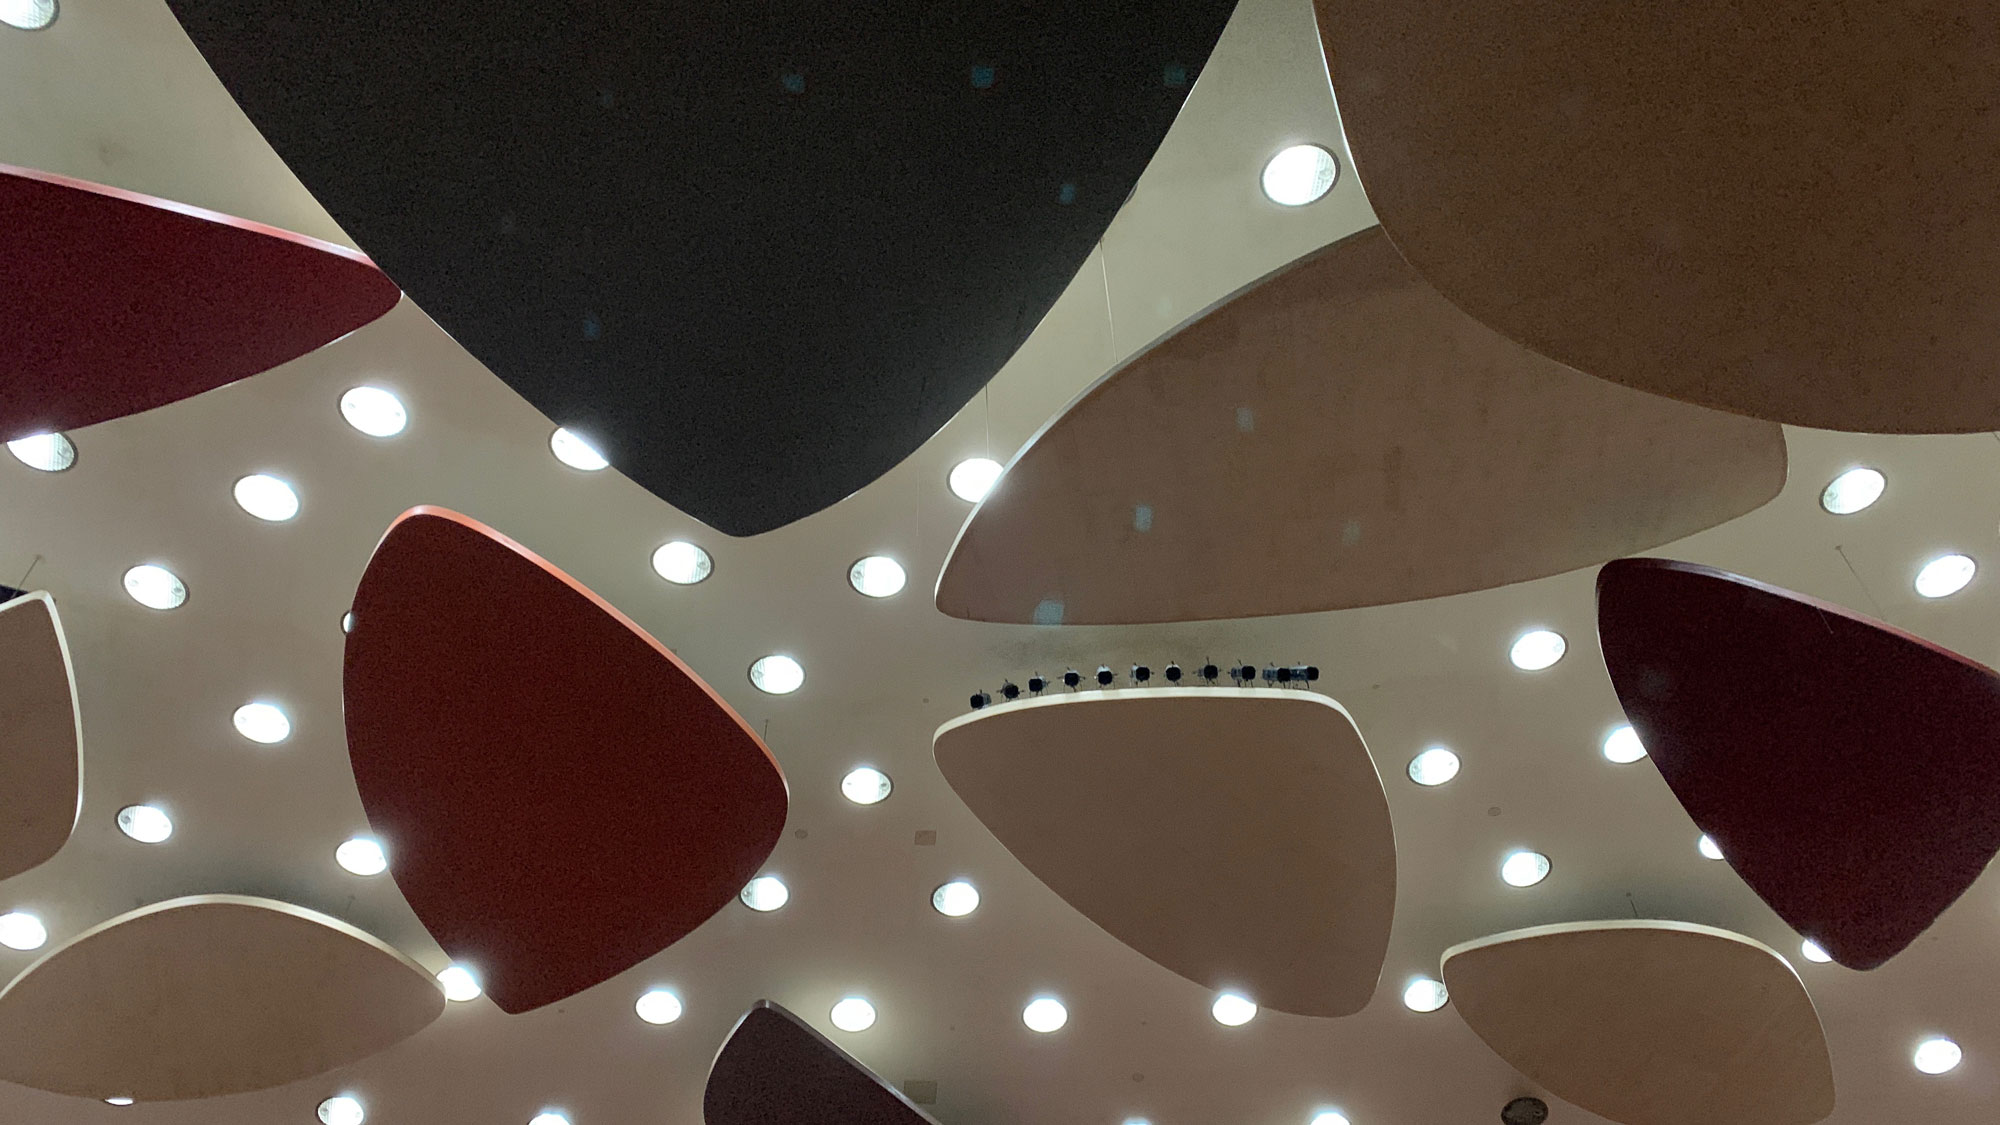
549,427,609,471
1508,629,1566,671
1210,992,1257,1026
529,1113,572,1125
0,911,47,951
1022,996,1068,1033
115,805,172,844
1261,144,1339,206
339,386,408,437
1402,977,1449,1013
317,1095,366,1125
931,880,980,917
749,655,804,695
1123,1118,1151,1125
336,837,388,876
1697,834,1725,861
0,0,57,31
635,988,683,1025
6,432,74,471
1799,939,1832,964
849,556,907,598
1601,724,1646,764
122,564,186,610
1406,746,1460,786
948,457,1004,503
830,996,876,1032
841,766,892,805
1820,467,1884,514
1500,850,1550,887
104,1097,134,1106
342,612,355,634
233,473,300,521
651,541,712,585
232,702,291,745
1915,553,1976,598
1914,1036,1963,1075
740,875,789,912
436,964,481,1002
1309,1111,1350,1125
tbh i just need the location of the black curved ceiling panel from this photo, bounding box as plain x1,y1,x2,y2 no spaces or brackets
165,1,1239,535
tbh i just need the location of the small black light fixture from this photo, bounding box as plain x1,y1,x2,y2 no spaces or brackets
1062,669,1082,690
1229,664,1257,685
1163,662,1182,683
970,690,992,710
1000,681,1021,701
1198,662,1220,683
1095,665,1115,687
1131,664,1152,683
1294,665,1320,683
1027,674,1047,694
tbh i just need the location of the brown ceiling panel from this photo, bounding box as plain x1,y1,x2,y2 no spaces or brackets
0,591,79,881
936,228,1784,624
343,507,789,1013
705,1001,939,1125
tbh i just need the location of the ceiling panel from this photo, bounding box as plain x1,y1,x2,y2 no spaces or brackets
0,590,78,881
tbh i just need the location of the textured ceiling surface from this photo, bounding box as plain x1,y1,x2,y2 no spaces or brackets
0,2,1996,1125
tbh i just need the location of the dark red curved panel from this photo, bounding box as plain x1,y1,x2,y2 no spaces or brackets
0,164,399,440
706,1002,937,1125
344,508,787,1013
1597,558,2000,968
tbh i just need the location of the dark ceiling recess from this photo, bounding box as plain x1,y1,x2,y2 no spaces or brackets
706,1001,939,1125
163,1,1240,535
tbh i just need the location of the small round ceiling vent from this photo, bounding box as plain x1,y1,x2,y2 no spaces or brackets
1501,1097,1549,1125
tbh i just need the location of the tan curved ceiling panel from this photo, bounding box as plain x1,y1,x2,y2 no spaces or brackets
933,688,1393,1017
0,895,443,1100
1443,920,1836,1125
1313,0,2000,432
934,228,1784,625
0,590,80,881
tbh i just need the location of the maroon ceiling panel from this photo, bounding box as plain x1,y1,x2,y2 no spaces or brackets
344,507,788,1013
1597,557,2000,968
0,164,399,440
705,1001,938,1125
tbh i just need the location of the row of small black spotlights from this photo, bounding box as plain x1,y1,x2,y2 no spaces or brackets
970,663,1322,709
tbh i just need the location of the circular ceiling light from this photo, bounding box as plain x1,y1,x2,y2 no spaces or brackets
1022,996,1068,1033
336,837,389,876
1915,554,1976,598
549,427,609,471
948,458,1004,503
1914,1036,1963,1075
1406,746,1460,786
635,988,683,1025
1309,1112,1350,1125
740,875,789,912
849,556,907,598
232,702,291,745
1697,834,1725,861
749,655,804,695
529,1114,572,1125
1402,977,1449,1013
830,996,876,1032
1820,467,1884,514
0,911,47,951
341,612,355,634
436,964,482,1002
931,880,980,917
1210,992,1257,1026
115,805,173,844
339,386,408,437
1260,144,1339,206
1508,629,1567,671
105,1097,134,1106
122,564,186,610
0,0,57,31
1799,939,1832,964
317,1095,366,1125
6,432,74,471
1601,724,1647,764
840,766,892,805
1500,850,1551,887
651,541,712,585
233,473,300,521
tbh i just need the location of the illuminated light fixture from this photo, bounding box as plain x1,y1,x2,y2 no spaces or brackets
1914,1036,1963,1075
740,875,789,912
749,655,804,695
1309,1111,1350,1125
841,766,892,805
1601,724,1646,764
849,556,907,598
635,988,683,1025
1500,850,1550,887
122,564,187,610
948,457,1004,503
1402,978,1448,1013
115,805,173,844
529,1113,572,1125
1508,629,1566,671
233,473,300,521
1406,746,1460,786
104,1097,134,1106
232,702,291,745
1124,1119,1150,1125
317,1095,366,1125
1915,554,1976,598
1260,144,1339,206
0,911,48,951
339,386,408,437
6,432,74,471
1799,939,1832,964
651,540,712,585
549,427,609,471
1820,467,1884,515
1697,834,1725,861
1210,992,1257,1026
931,880,980,917
341,612,355,634
830,996,876,1032
336,837,389,876
1022,996,1068,1033
436,964,482,1002
0,0,57,31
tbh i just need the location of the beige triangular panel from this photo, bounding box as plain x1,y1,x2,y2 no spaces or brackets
0,591,80,880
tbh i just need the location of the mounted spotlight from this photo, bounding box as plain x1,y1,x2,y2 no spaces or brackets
1062,669,1082,689
970,690,992,710
1095,665,1115,687
1000,681,1021,701
1229,664,1257,685
1163,663,1182,683
1131,664,1151,683
1262,666,1281,684
1293,665,1319,684
1198,663,1220,683
1027,674,1047,694
1274,666,1293,683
